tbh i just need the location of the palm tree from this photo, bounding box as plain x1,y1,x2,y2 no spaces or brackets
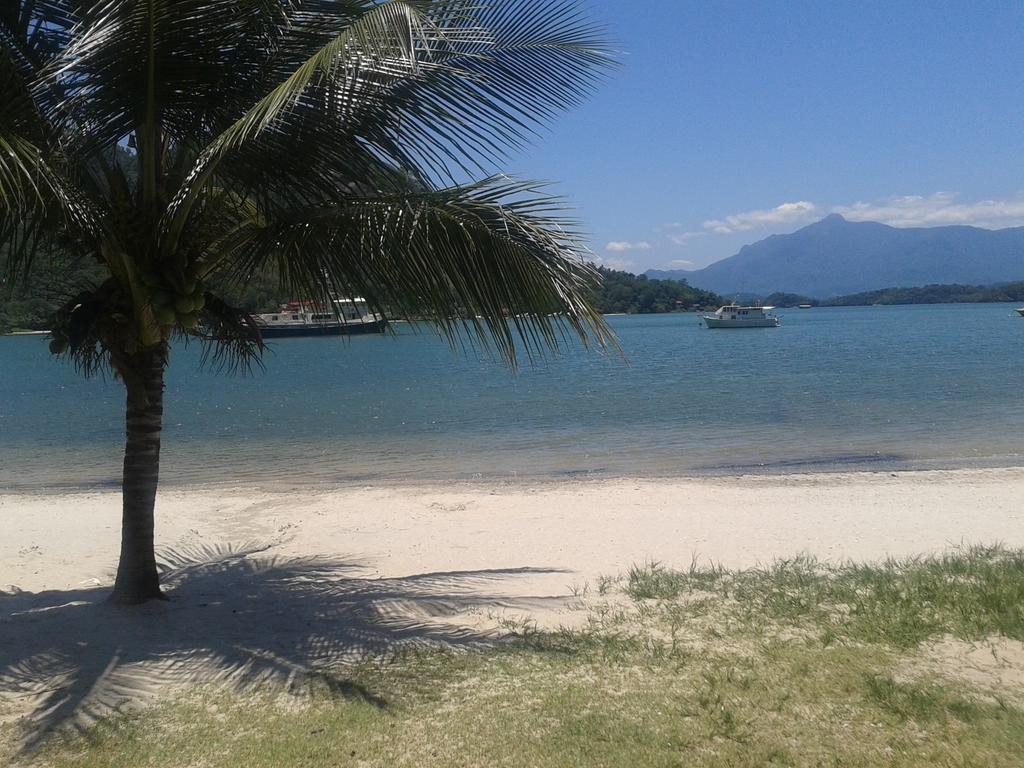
0,1,614,604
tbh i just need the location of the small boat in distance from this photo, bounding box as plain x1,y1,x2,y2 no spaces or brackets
798,303,813,309
255,298,387,338
702,305,780,328
1015,308,1024,317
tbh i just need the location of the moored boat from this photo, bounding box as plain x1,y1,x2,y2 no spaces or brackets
1016,308,1024,317
255,298,387,338
702,305,780,328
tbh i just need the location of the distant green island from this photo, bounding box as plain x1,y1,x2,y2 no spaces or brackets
596,277,1024,314
3,258,1023,333
762,282,1024,308
589,268,723,313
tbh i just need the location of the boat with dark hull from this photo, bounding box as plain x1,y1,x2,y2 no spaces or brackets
254,299,387,338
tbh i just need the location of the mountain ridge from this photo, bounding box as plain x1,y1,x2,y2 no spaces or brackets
647,215,1024,296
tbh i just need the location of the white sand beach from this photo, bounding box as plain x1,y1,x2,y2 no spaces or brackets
5,467,1024,604
3,467,1024,735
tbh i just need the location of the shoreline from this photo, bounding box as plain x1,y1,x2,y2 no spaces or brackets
3,454,1024,497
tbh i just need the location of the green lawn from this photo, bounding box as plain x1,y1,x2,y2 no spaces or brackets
9,545,1024,767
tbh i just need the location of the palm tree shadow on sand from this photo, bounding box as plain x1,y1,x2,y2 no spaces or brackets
0,541,570,751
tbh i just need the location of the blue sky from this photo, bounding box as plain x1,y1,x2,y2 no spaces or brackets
506,0,1024,273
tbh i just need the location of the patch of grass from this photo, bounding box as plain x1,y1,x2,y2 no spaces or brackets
595,573,619,596
625,544,1024,648
627,556,727,600
863,675,984,723
9,546,1024,767
22,642,1024,768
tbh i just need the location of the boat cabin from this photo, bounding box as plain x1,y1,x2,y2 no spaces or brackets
715,305,774,320
265,298,373,325
702,304,780,328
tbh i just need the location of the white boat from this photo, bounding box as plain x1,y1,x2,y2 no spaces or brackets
1016,308,1024,317
702,305,780,328
254,298,387,338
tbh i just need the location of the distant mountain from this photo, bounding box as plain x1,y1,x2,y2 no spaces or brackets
646,214,1024,297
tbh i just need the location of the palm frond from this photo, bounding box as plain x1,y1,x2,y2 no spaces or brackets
0,43,102,282
162,0,614,252
5,0,615,367
0,41,56,210
208,176,615,364
0,1,78,69
192,292,266,374
38,2,271,153
160,0,435,249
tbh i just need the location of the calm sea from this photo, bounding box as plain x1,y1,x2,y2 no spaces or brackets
1,304,1023,491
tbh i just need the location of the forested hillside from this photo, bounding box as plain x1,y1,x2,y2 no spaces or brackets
589,268,721,313
2,262,724,332
821,282,1024,307
736,283,1024,308
1,252,283,333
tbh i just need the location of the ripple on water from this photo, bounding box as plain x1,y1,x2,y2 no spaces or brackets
2,305,1023,491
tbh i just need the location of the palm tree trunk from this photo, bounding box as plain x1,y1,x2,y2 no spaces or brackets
111,344,168,604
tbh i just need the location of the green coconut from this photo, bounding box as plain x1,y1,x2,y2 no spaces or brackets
174,295,195,314
48,337,68,355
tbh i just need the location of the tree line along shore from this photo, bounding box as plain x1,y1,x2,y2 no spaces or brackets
4,257,1024,333
0,260,722,332
761,281,1024,308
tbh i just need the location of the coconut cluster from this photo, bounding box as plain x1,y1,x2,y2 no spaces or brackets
46,268,208,357
141,268,206,330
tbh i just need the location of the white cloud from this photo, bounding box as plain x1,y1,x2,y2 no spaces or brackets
605,240,652,252
596,192,1024,273
698,193,1024,238
832,193,1024,229
703,201,819,235
669,232,705,246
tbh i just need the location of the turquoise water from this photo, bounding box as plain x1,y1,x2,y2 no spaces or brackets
1,304,1023,491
